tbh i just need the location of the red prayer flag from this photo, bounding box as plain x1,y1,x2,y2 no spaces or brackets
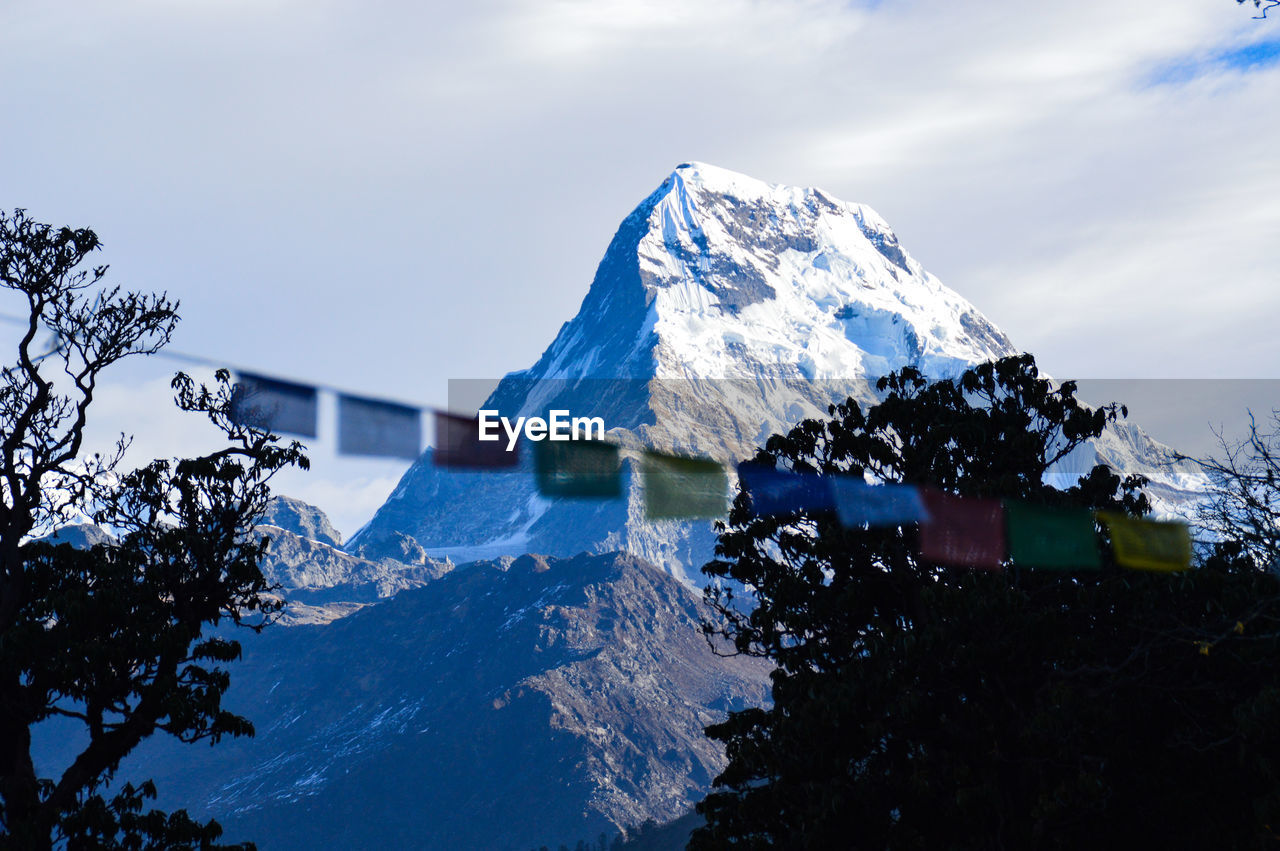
918,489,1005,570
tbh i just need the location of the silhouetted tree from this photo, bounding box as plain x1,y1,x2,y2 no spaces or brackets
0,210,307,848
1190,410,1280,571
693,355,1280,849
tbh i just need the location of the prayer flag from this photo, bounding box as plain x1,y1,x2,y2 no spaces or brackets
1096,512,1192,572
641,451,729,520
433,411,519,469
337,394,421,459
1004,501,1101,571
230,373,318,438
829,478,929,528
918,489,1005,570
534,440,622,498
736,463,836,517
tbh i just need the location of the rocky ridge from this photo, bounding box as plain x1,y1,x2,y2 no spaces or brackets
119,551,772,850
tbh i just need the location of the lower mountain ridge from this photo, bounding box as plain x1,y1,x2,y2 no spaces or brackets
106,551,771,850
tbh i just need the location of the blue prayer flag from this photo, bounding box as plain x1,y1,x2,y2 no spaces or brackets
338,394,421,459
829,478,930,527
230,373,318,438
736,463,836,517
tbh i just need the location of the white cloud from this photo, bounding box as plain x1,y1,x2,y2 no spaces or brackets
3,0,1278,528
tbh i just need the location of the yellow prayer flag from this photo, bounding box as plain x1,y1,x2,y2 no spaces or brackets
1095,512,1193,572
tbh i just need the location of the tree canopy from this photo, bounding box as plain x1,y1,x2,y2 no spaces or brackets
0,210,307,849
692,354,1280,850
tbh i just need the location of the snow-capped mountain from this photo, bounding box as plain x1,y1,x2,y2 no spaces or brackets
525,161,1012,385
347,163,1202,583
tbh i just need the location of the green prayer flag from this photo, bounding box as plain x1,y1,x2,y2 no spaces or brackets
1005,501,1101,571
641,451,728,520
1096,512,1193,572
533,440,622,498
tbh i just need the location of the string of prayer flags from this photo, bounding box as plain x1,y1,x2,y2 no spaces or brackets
829,478,930,528
918,489,1005,570
1004,501,1101,571
534,440,623,498
338,394,421,460
736,463,836,517
641,451,729,520
433,411,520,469
1096,512,1193,572
230,373,318,438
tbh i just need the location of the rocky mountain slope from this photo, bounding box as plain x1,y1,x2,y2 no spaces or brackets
263,495,346,547
258,521,450,605
116,552,771,850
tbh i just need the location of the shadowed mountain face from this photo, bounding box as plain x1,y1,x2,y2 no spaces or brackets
346,163,1202,583
113,552,771,850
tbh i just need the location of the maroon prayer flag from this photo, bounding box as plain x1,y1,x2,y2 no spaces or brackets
918,489,1005,570
432,410,519,469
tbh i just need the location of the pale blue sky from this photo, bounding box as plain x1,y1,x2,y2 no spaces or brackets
2,1,1277,535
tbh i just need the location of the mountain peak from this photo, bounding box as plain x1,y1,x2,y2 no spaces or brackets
665,160,779,201
349,165,1023,576
528,163,1014,384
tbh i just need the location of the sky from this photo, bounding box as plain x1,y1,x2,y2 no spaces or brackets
2,0,1278,537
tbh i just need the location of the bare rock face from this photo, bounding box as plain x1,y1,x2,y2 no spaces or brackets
125,551,772,850
258,524,452,605
263,495,345,547
272,600,369,627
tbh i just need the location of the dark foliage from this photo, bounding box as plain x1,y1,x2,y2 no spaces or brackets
0,210,307,849
536,812,702,851
692,354,1280,849
1191,411,1280,572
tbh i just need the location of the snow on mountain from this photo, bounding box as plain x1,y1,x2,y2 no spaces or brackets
529,161,1013,385
347,163,1204,583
